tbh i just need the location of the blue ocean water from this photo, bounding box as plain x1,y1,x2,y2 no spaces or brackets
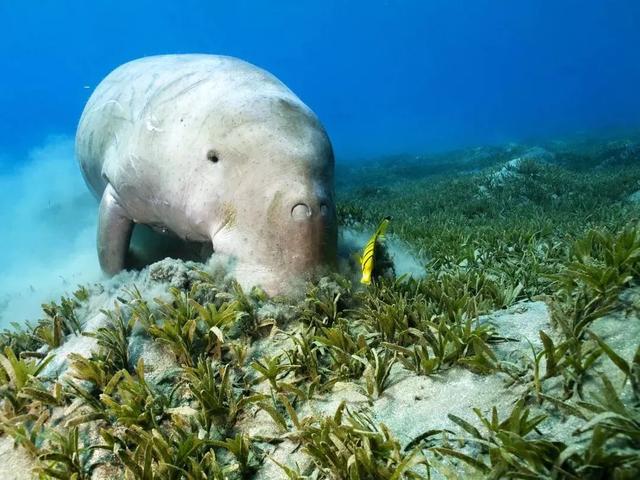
1,0,639,159
0,0,639,326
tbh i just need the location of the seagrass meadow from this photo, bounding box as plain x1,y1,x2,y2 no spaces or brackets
1,136,640,479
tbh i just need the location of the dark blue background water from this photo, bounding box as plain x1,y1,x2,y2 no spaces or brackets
1,0,640,159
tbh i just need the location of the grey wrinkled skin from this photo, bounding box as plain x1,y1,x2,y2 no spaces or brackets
76,54,337,295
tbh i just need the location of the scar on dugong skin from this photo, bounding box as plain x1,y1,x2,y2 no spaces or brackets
75,54,337,295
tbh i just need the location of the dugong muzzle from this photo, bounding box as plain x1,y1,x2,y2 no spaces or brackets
76,54,337,295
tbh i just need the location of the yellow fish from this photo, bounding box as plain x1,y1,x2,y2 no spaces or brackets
360,216,391,285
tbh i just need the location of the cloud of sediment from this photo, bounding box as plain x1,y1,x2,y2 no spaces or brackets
0,135,101,328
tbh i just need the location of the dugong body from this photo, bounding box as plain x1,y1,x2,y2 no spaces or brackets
76,54,337,294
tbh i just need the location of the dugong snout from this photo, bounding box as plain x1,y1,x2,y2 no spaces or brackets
290,186,332,220
287,194,337,267
290,198,331,221
209,189,336,295
291,202,312,220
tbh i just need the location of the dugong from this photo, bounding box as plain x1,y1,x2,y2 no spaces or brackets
76,54,337,294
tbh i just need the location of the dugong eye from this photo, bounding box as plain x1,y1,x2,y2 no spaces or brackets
206,150,220,163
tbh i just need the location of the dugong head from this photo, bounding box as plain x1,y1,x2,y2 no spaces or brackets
143,77,337,295
207,95,338,294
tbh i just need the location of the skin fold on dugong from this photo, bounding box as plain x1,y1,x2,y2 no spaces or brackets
75,54,337,295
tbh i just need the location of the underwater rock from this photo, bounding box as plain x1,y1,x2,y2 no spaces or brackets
627,189,640,204
596,140,640,168
487,161,519,185
487,147,554,187
519,146,556,163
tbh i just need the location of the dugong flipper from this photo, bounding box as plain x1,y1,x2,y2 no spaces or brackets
97,184,134,275
76,54,337,294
